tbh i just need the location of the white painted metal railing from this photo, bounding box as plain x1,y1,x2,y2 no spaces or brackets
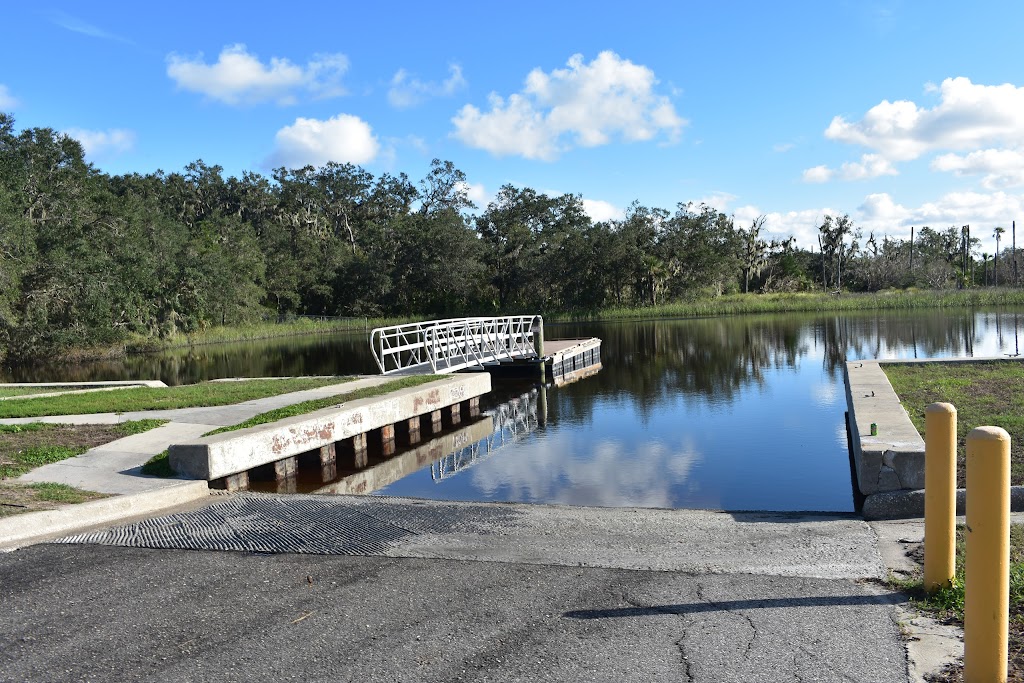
369,316,543,375
430,388,541,481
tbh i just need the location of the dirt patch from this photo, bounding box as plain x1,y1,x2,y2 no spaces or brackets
0,482,109,517
0,423,136,515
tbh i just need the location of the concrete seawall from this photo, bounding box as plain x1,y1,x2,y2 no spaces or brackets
170,374,491,484
845,356,1024,519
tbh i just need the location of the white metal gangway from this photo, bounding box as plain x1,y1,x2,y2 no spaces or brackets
369,316,543,375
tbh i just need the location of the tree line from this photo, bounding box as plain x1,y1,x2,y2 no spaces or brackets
1,113,1020,363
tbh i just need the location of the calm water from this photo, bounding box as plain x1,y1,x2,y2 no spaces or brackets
5,309,1024,511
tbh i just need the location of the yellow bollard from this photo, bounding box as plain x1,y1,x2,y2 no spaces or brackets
924,402,957,592
964,426,1011,683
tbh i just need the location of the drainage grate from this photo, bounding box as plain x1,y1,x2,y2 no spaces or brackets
56,494,522,555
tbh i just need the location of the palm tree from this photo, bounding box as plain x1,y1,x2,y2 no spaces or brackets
982,253,990,286
994,226,1006,286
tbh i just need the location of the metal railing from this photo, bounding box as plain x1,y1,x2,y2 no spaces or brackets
430,387,541,481
369,316,542,375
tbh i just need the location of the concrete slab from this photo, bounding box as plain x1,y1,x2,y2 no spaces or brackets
17,422,214,494
169,374,491,480
844,360,925,496
0,481,209,550
62,493,886,579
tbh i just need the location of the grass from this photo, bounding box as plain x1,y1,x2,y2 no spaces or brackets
0,419,167,479
0,420,164,515
552,288,1024,322
142,375,442,478
0,376,354,418
0,387,57,398
205,375,441,435
883,360,1024,486
0,482,109,517
141,450,172,477
891,524,1024,681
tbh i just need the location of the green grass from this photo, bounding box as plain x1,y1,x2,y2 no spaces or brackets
112,419,167,436
25,482,108,504
204,375,442,436
0,423,52,435
141,450,172,477
122,315,415,353
0,481,109,517
0,376,354,419
892,524,1024,678
552,288,1024,322
0,387,55,398
0,445,88,478
883,360,1024,486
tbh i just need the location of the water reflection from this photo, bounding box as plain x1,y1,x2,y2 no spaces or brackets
429,386,544,482
8,308,1024,511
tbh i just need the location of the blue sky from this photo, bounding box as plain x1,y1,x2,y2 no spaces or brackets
3,1,1024,251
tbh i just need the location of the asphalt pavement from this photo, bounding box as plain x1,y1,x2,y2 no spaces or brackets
0,496,927,683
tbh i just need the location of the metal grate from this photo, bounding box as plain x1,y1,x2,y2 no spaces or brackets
56,494,522,555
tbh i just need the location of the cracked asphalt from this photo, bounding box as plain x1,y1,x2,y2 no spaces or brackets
0,498,911,682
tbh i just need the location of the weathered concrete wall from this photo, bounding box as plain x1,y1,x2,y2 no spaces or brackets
846,356,1024,519
169,374,491,481
844,360,926,497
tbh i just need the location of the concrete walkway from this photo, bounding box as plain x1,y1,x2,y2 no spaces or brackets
7,376,394,495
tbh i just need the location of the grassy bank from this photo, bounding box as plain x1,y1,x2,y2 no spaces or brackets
883,360,1024,486
893,524,1024,681
55,315,415,364
553,288,1024,323
0,377,355,419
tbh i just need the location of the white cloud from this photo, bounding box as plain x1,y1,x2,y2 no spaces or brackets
932,148,1024,189
802,153,897,183
858,190,1024,250
737,189,1024,253
388,64,467,108
690,191,738,212
826,77,1024,161
0,84,17,110
50,11,133,44
452,51,686,161
167,44,348,105
267,114,379,168
456,181,489,208
63,127,136,159
732,205,843,250
581,198,624,222
802,165,833,183
773,142,795,153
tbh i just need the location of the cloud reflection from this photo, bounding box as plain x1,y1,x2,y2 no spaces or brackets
469,431,705,508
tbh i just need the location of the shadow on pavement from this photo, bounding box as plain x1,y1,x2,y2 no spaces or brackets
564,592,905,619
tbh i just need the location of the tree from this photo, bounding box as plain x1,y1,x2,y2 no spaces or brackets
738,215,768,293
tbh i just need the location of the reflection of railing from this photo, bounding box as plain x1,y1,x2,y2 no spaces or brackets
430,388,542,481
369,316,542,375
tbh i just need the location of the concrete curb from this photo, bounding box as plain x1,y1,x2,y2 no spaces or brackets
0,480,210,551
863,485,1024,520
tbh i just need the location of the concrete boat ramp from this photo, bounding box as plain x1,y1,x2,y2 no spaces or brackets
0,369,959,681
2,495,929,682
